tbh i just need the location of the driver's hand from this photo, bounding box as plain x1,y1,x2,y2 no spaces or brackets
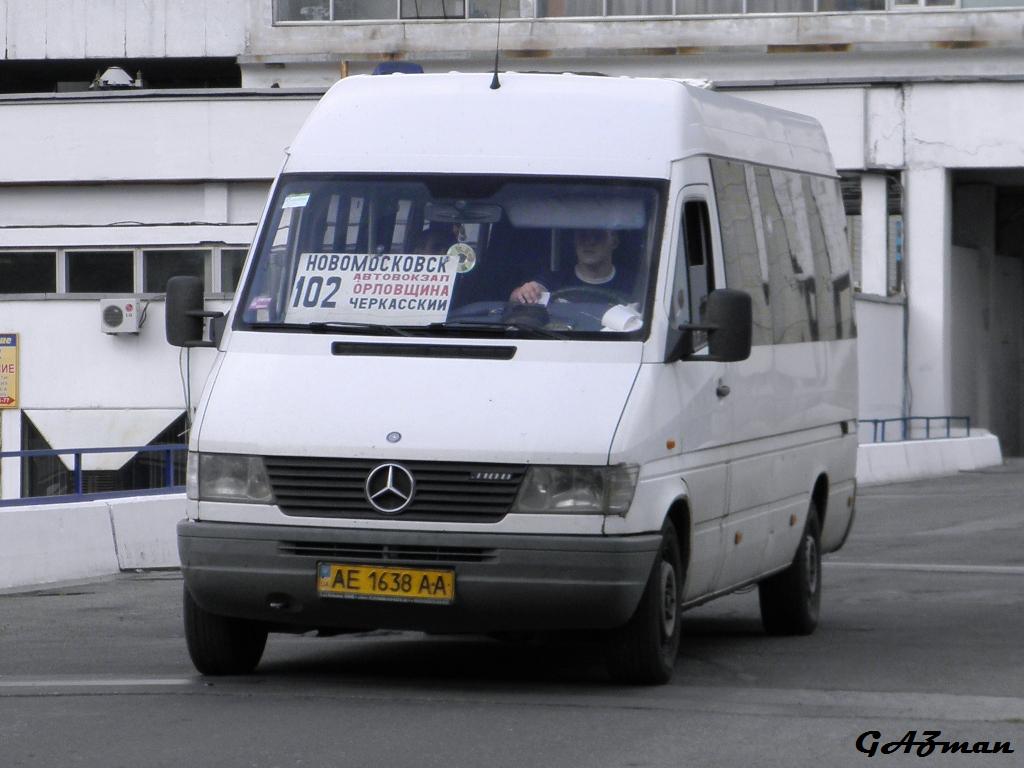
510,281,545,304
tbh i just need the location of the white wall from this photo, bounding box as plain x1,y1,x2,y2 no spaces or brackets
0,93,317,185
855,297,905,427
0,0,248,59
0,299,226,498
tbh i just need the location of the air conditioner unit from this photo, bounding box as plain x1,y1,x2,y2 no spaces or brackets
99,298,141,334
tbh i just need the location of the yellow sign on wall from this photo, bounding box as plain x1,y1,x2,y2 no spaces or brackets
0,334,18,409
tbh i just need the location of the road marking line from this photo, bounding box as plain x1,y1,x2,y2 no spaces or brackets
826,561,1024,575
0,678,193,689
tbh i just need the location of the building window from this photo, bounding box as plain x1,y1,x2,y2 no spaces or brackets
400,0,466,17
840,172,903,296
275,0,1018,21
608,0,674,14
676,0,744,12
66,251,134,293
0,252,57,294
220,249,248,294
818,0,885,9
143,249,210,293
746,0,814,12
537,0,604,15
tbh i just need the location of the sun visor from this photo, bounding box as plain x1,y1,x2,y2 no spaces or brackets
24,409,184,471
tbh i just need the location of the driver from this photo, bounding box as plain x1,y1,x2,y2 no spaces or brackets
509,228,632,304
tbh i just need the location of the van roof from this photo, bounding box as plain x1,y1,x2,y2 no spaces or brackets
284,72,838,180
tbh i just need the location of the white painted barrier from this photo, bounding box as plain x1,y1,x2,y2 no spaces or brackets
0,495,184,591
0,500,121,590
0,434,1007,589
856,431,1003,486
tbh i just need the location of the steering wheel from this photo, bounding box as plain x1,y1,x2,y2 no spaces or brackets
549,286,627,305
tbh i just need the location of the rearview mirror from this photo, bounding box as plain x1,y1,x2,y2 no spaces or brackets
671,289,752,363
165,276,223,348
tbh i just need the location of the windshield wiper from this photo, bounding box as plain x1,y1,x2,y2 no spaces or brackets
426,321,568,340
307,321,411,337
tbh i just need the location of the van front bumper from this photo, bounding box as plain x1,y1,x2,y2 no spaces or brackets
178,521,661,633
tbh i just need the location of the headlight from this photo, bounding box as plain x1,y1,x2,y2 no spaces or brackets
194,453,274,504
512,464,639,516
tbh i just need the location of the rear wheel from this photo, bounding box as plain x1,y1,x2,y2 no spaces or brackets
606,520,683,685
758,506,821,636
183,585,268,675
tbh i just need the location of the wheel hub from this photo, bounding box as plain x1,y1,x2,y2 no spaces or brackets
660,561,677,638
804,534,819,595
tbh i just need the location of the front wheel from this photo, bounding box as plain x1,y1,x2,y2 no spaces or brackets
758,506,822,636
183,585,268,675
606,520,683,685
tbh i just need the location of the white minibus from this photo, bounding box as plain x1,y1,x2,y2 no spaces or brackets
166,72,858,685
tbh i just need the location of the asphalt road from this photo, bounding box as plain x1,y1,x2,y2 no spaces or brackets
2,463,1023,767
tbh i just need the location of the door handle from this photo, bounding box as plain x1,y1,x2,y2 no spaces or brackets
716,380,731,398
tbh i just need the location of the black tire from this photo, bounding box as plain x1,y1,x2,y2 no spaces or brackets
606,520,683,685
183,584,268,676
758,506,822,636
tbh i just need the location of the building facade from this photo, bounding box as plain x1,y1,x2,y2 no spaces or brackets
3,0,1024,497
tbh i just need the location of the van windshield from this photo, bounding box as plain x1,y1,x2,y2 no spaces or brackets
237,175,663,338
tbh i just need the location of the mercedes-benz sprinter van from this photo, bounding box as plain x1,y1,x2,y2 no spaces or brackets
166,72,858,685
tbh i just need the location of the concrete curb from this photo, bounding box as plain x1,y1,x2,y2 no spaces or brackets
856,432,1003,487
0,495,184,591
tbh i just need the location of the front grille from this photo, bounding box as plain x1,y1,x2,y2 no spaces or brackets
263,457,526,523
278,540,496,563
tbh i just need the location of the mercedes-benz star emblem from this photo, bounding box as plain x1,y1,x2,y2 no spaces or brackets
364,463,415,514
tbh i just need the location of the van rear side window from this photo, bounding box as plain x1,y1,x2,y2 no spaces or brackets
711,158,856,344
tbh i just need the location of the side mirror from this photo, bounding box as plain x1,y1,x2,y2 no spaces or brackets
165,276,223,348
672,289,752,363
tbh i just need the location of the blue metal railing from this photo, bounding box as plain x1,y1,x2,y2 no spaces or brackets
0,443,187,507
859,417,971,444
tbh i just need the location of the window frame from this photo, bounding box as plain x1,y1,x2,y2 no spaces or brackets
271,0,996,24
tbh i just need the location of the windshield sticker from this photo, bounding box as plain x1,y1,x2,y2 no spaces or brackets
448,242,477,274
285,252,459,325
282,192,311,209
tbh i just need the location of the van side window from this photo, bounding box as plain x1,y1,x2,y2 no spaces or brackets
807,176,857,340
755,167,814,344
672,200,714,328
710,158,772,346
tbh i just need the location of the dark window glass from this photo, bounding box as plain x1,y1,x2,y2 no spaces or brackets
818,0,885,10
0,252,57,294
754,167,815,343
275,0,330,20
608,0,673,15
711,159,772,346
66,251,134,293
221,249,248,294
334,0,396,19
746,0,813,10
677,0,743,12
808,176,857,339
469,0,523,17
143,249,209,293
671,200,715,350
401,0,466,18
537,0,604,16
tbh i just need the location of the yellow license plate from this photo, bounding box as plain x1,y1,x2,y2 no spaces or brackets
317,563,455,604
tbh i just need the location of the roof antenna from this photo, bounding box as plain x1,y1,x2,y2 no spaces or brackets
489,0,503,90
